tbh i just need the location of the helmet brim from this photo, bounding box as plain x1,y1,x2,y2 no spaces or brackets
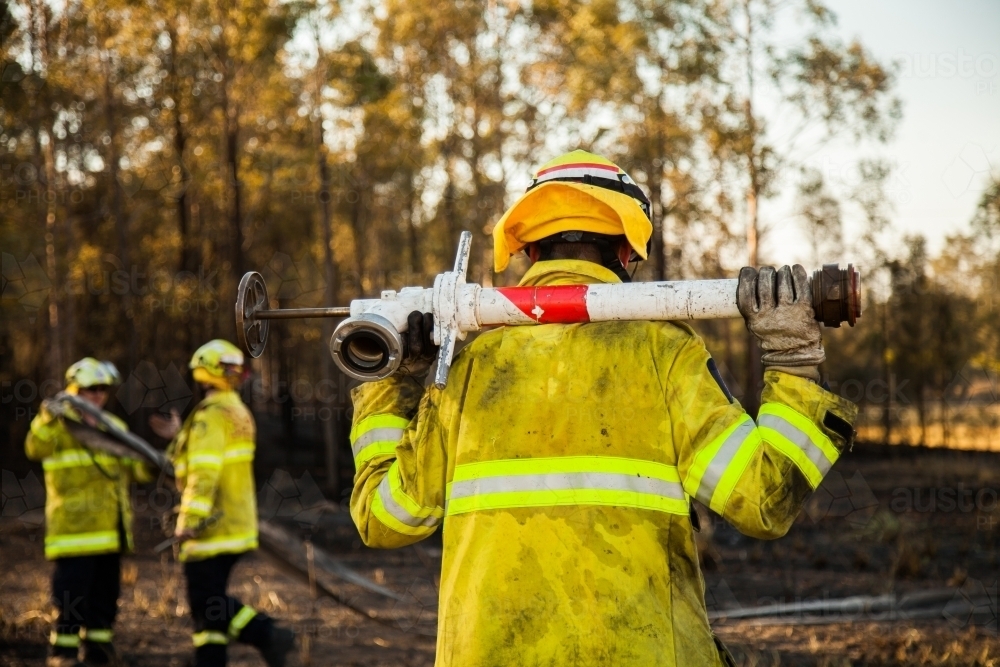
493,181,651,272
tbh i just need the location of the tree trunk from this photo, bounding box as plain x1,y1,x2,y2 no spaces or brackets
103,39,135,373
649,161,666,282
317,117,340,494
27,0,63,380
882,302,892,445
406,180,421,280
168,25,193,275
744,186,762,416
742,0,762,417
651,89,667,282
168,24,194,353
349,169,368,294
222,81,244,280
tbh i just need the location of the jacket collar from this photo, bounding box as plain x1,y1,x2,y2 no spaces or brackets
517,260,622,287
196,388,238,409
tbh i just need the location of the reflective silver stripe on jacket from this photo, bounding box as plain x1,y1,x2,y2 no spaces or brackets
376,474,441,528
448,471,685,501
757,413,834,477
695,417,758,506
352,427,405,458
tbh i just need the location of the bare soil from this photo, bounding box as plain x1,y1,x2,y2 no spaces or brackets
3,443,1000,666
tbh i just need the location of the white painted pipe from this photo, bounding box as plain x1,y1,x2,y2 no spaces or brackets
331,233,858,388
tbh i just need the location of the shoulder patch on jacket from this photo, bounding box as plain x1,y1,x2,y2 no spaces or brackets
707,358,734,404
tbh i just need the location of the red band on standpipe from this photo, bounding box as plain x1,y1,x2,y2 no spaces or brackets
497,285,591,324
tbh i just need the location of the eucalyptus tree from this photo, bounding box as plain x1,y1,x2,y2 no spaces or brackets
376,0,542,285
705,0,900,409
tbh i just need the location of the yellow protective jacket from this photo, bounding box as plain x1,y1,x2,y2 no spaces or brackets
169,389,258,562
25,404,153,560
350,259,860,667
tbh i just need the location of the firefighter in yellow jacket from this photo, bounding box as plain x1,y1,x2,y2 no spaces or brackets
25,358,152,667
349,150,859,666
149,339,295,667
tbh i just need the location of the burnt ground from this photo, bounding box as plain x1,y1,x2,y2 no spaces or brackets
3,443,1000,666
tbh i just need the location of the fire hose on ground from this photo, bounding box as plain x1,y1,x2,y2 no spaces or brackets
235,231,862,387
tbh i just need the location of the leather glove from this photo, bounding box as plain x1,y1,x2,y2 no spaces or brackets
399,311,439,378
737,265,825,374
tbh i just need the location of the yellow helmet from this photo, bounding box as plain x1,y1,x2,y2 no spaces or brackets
189,339,245,390
65,357,121,394
492,150,653,272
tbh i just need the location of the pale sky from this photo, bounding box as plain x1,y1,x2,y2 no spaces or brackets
791,0,1000,260
305,1,1000,267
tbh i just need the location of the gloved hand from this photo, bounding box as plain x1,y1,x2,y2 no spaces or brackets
399,311,439,377
737,265,825,379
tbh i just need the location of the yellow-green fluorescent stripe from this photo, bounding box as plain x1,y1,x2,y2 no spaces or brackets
188,453,223,469
43,449,118,471
45,531,119,557
184,498,214,516
371,462,442,536
758,403,838,488
689,414,761,515
51,632,81,647
192,630,228,646
223,447,254,463
683,414,762,514
351,414,409,466
350,414,410,441
181,532,258,558
446,456,688,516
228,606,258,637
83,628,113,643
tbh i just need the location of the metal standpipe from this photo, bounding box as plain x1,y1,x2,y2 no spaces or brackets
235,232,861,387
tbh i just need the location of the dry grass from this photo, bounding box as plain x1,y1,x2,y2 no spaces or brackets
4,445,1000,665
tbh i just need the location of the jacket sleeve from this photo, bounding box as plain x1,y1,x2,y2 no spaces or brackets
24,405,61,461
103,413,157,484
176,409,226,532
668,334,858,540
128,460,157,485
349,375,448,548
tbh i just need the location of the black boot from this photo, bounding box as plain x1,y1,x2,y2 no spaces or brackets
260,625,297,667
81,640,127,666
